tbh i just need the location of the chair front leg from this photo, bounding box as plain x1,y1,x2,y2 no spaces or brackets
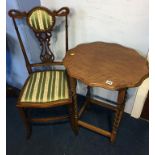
18,108,32,139
69,77,79,135
110,89,127,143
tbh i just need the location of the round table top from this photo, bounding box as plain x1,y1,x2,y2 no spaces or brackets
63,42,149,90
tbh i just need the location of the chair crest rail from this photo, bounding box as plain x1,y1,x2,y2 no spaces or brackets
8,9,27,19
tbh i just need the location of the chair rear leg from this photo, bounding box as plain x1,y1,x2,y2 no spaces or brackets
18,108,32,139
69,77,79,135
68,104,74,132
68,102,79,135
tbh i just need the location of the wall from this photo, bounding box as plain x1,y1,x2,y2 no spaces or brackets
6,0,41,88
131,54,149,118
131,78,149,118
41,0,149,114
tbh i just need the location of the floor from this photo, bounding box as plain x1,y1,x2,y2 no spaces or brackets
6,96,149,155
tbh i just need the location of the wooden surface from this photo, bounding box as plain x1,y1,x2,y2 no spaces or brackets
64,42,148,90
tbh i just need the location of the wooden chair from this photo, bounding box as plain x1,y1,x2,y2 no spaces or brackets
8,6,77,138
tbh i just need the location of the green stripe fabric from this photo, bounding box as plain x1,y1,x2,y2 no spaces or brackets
20,71,69,103
29,10,53,31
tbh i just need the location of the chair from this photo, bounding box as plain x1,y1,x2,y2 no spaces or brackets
8,6,77,138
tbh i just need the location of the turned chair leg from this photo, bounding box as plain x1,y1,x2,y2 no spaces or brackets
18,108,32,139
110,89,126,143
69,77,79,135
68,102,78,135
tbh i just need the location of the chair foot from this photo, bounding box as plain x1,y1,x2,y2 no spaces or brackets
110,132,116,143
26,125,32,139
73,130,79,136
68,104,79,135
73,122,79,136
71,122,79,135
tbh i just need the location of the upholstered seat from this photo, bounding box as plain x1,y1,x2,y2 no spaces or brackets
20,70,70,103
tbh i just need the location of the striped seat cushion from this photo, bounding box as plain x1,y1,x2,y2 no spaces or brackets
20,70,70,103
28,9,53,31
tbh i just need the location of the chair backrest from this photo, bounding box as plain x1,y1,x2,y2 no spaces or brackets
8,6,70,74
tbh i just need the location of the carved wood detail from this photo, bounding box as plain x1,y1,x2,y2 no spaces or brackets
35,31,55,62
8,6,70,70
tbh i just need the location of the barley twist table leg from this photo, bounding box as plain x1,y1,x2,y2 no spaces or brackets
86,86,91,104
79,86,91,117
110,89,127,143
70,77,79,135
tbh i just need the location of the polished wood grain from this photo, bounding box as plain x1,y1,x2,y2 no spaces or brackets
69,77,79,134
110,89,126,142
78,120,111,137
64,42,149,90
30,115,69,123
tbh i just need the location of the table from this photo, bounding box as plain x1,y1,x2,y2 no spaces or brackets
63,42,148,142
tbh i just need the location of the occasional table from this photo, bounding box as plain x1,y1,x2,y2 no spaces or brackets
63,42,148,142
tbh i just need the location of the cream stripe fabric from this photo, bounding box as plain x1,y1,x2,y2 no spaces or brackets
64,76,68,99
54,71,59,101
20,71,69,103
21,78,30,101
61,71,64,97
44,11,48,29
29,9,53,31
32,72,41,101
43,71,50,101
30,11,38,30
37,10,44,30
